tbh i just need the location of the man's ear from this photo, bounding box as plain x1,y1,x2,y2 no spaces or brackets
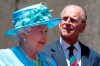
58,23,61,28
80,23,86,33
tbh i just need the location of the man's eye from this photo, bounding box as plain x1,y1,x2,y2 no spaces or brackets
70,18,78,23
62,17,79,23
62,17,68,21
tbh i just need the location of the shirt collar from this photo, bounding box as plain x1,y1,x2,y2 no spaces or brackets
60,37,81,52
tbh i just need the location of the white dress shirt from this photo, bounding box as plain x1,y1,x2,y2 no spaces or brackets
60,37,81,66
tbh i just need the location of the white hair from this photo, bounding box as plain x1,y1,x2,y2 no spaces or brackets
61,5,87,22
11,27,31,41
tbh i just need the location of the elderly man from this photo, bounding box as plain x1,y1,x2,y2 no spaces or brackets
42,4,100,66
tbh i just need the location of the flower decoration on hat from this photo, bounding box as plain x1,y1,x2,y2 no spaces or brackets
6,3,62,36
14,3,52,29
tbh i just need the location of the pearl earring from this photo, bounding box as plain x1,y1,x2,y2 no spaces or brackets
24,39,26,42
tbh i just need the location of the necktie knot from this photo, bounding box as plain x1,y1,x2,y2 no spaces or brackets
68,46,75,57
68,46,75,51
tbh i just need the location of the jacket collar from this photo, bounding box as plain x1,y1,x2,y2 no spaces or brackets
79,41,90,57
51,40,90,66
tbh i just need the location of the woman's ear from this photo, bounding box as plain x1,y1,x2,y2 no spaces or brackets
20,33,27,39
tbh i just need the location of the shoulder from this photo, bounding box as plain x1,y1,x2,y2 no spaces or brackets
89,48,100,65
79,42,100,65
79,41,100,60
0,49,14,65
45,40,60,49
41,40,60,56
0,48,24,66
44,40,59,50
79,41,100,57
89,48,100,59
0,49,13,59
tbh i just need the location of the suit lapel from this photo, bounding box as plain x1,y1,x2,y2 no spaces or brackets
48,41,90,66
79,41,90,66
51,40,68,66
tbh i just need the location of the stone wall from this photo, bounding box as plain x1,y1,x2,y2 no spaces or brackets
0,0,100,53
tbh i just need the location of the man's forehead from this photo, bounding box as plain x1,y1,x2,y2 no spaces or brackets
64,5,83,10
61,5,83,18
62,10,81,18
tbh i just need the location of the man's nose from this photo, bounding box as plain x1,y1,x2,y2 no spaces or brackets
63,17,71,24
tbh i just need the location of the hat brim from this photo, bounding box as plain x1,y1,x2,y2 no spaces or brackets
6,18,62,36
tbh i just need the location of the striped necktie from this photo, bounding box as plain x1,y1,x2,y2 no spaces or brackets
68,46,78,66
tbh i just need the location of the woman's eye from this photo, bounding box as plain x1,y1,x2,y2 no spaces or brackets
40,30,48,34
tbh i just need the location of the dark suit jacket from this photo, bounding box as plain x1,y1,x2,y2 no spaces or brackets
41,40,100,66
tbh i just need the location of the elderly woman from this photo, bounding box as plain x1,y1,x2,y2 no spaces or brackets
0,3,61,66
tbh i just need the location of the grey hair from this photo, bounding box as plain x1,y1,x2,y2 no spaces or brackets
61,4,87,23
11,27,31,41
81,11,87,22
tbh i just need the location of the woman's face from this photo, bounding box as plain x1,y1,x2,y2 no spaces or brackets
24,25,48,53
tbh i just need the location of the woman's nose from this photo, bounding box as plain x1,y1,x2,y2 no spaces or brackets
42,34,48,42
42,32,48,38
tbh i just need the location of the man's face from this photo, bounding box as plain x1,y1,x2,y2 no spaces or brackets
25,25,48,52
59,6,86,38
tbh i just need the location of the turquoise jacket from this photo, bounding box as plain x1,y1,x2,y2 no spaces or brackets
0,46,57,66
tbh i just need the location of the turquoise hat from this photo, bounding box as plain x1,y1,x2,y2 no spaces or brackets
6,3,62,36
